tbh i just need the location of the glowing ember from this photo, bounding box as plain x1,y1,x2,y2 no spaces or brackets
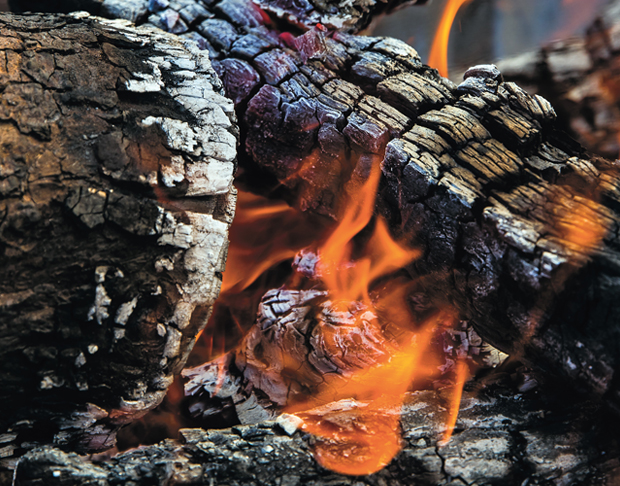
428,0,473,78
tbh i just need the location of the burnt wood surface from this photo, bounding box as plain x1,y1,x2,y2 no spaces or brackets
13,390,616,486
37,0,620,416
2,1,620,484
0,11,236,465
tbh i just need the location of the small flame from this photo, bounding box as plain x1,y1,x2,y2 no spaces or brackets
555,198,608,251
428,0,473,78
194,189,325,362
441,358,469,444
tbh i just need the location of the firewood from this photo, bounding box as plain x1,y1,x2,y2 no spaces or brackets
3,0,620,480
12,390,612,486
0,11,236,463
39,0,620,416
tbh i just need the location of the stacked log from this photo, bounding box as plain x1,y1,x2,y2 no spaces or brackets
2,0,620,484
0,10,236,466
40,0,620,414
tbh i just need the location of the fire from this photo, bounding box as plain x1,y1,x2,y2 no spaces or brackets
288,325,437,475
555,197,608,251
318,158,420,304
194,189,325,361
428,0,473,78
280,157,466,474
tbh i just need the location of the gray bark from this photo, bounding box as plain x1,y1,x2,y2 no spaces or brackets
0,11,236,465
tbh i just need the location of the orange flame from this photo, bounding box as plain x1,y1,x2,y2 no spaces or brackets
194,189,326,362
282,156,464,475
428,0,473,78
441,358,469,444
556,199,608,251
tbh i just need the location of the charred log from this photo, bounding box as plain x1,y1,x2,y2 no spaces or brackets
3,0,620,481
37,0,620,416
0,11,236,464
12,389,614,486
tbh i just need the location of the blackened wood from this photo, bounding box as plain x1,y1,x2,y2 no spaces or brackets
55,0,620,416
0,11,236,463
12,390,612,486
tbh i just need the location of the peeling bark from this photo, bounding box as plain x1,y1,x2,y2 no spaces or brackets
0,11,237,463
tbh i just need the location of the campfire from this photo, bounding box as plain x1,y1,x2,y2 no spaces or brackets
2,0,620,484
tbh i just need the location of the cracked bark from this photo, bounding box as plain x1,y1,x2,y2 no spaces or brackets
0,11,237,466
3,1,620,485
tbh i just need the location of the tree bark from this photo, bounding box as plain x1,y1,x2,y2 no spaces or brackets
0,11,237,464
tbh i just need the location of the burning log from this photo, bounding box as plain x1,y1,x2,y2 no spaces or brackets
3,0,620,482
44,0,620,417
0,11,236,464
498,0,620,159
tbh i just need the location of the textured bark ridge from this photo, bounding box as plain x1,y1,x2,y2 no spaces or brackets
0,11,236,461
12,390,613,486
498,0,620,160
48,0,620,414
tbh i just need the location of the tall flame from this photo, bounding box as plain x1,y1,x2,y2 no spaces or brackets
428,0,473,78
318,157,420,304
